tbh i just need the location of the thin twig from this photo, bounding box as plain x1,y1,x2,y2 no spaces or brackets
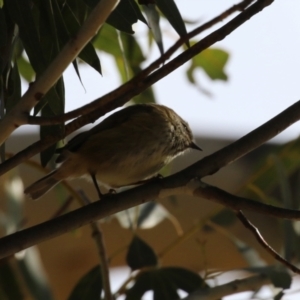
0,0,276,177
237,210,300,274
78,190,113,300
189,181,300,220
27,0,255,126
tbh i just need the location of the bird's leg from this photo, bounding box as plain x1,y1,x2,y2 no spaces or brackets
90,173,103,200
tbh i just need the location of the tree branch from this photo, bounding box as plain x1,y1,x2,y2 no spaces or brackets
0,0,276,176
188,182,300,220
0,0,119,145
237,210,300,274
2,176,300,259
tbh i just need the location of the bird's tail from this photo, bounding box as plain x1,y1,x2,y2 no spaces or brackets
24,171,60,200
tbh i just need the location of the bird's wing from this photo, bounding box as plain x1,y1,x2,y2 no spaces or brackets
55,104,155,163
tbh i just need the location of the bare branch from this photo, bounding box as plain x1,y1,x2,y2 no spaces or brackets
0,0,119,145
237,210,300,274
188,182,300,220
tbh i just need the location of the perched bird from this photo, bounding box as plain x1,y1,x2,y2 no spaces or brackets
24,104,202,200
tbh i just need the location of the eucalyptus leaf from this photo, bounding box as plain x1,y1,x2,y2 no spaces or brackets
247,266,292,290
0,261,23,300
126,235,158,270
17,247,54,300
156,0,188,46
187,47,229,84
17,55,35,82
39,81,65,167
209,209,236,228
7,0,46,74
274,290,285,300
126,267,205,299
107,0,146,33
241,138,300,202
0,8,7,48
68,265,102,300
61,3,101,74
5,61,21,112
143,4,164,55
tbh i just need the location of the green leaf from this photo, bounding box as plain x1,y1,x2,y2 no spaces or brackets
268,269,292,289
94,24,121,57
68,265,102,300
143,4,164,55
5,61,21,112
248,266,292,290
94,25,156,103
126,235,158,270
7,0,46,74
0,8,7,48
271,155,297,261
17,247,54,300
0,0,3,8
156,0,188,45
61,3,101,74
65,0,88,25
39,80,65,167
17,55,35,82
209,209,236,228
274,290,285,300
84,0,145,34
0,261,23,300
187,47,229,83
126,267,205,299
241,138,300,202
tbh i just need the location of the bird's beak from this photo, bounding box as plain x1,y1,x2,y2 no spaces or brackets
190,142,202,151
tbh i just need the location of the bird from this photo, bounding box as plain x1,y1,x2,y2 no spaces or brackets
24,103,202,200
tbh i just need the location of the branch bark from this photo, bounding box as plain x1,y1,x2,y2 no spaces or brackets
2,178,300,259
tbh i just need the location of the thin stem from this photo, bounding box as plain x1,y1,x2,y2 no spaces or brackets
237,210,300,274
78,190,113,300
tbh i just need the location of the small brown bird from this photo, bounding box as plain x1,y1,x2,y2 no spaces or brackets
24,104,202,200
